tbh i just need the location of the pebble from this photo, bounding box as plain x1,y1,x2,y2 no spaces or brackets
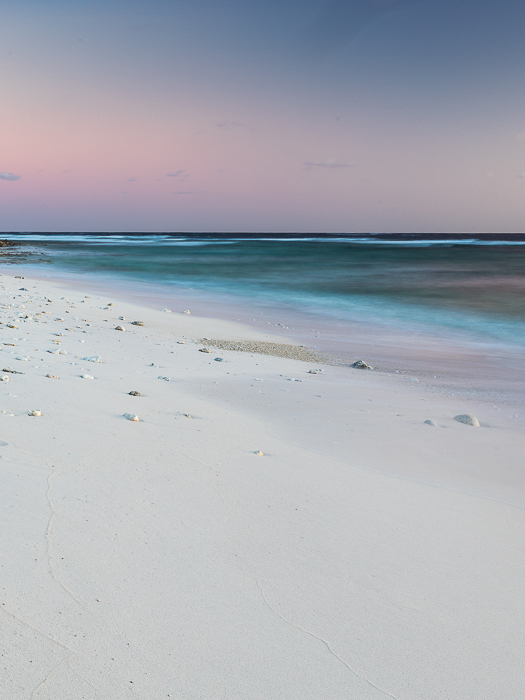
129,391,141,396
84,355,102,363
28,410,42,417
119,316,125,320
255,451,264,456
16,356,28,361
182,309,191,314
199,348,211,353
454,414,480,427
81,375,94,379
0,376,9,382
424,419,438,427
131,321,144,326
214,357,224,362
351,360,373,369
115,326,125,331
162,308,172,313
124,413,139,422
158,376,172,381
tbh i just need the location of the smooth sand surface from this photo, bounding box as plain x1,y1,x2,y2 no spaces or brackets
0,272,524,699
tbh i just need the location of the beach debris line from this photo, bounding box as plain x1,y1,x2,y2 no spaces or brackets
196,338,328,363
454,414,480,427
123,413,139,422
351,360,373,369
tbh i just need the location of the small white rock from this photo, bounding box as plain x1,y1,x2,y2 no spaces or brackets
454,414,480,427
28,410,42,417
124,413,139,422
16,356,28,361
182,309,191,314
0,376,9,382
161,308,172,313
84,355,102,363
115,325,125,331
81,374,94,379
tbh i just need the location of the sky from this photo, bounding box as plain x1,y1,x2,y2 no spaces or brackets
1,0,525,233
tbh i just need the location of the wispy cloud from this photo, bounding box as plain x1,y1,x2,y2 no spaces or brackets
127,177,137,182
167,170,185,177
173,190,196,195
0,172,20,181
303,159,354,169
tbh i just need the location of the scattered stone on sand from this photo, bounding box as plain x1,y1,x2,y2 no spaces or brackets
454,414,480,427
214,357,224,362
183,413,193,418
351,360,373,369
129,391,141,396
197,339,328,363
131,321,144,326
45,374,58,379
59,349,67,355
84,355,102,363
7,324,17,329
119,316,125,320
162,308,172,313
255,451,264,456
158,376,172,381
107,303,114,306
81,374,94,379
28,410,42,417
124,413,139,421
15,276,24,279
16,356,28,361
0,376,10,382
424,419,438,427
2,368,23,374
182,309,191,314
115,325,125,331
199,348,211,353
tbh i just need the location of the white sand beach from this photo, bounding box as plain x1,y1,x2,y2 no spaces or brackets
1,270,524,699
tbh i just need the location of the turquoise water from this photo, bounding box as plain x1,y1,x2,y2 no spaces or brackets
5,233,525,348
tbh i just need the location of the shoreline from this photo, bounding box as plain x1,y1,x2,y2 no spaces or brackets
0,268,524,698
8,261,525,407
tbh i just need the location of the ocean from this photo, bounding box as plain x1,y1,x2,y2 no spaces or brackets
3,233,525,352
